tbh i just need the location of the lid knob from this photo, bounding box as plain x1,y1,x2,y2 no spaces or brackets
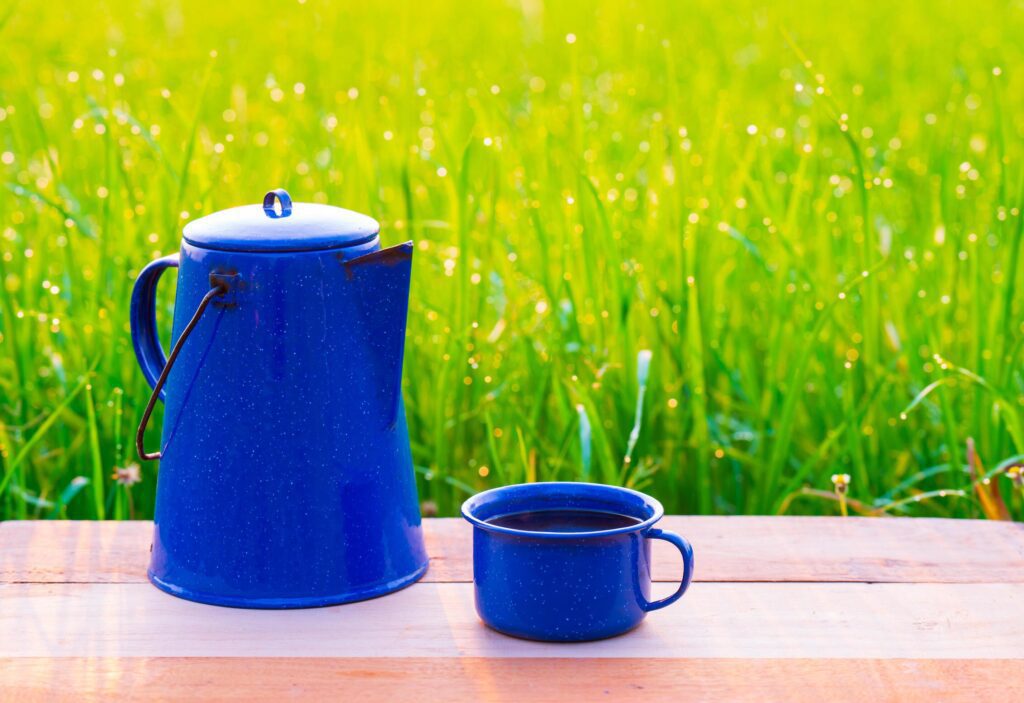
262,188,293,218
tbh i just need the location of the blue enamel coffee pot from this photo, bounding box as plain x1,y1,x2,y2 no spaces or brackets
130,189,428,608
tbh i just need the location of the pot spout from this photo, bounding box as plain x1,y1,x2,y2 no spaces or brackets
344,241,414,429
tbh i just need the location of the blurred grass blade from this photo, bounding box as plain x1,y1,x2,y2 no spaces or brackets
84,381,105,520
576,403,592,481
623,349,652,469
47,476,90,519
0,374,91,497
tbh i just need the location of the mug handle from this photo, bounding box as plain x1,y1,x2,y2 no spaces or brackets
641,528,695,611
130,254,180,398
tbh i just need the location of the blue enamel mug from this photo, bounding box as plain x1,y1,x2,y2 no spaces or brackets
461,482,695,641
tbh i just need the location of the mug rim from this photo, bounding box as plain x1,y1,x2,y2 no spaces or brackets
460,481,665,539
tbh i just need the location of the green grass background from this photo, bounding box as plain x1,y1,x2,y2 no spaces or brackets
2,0,1023,520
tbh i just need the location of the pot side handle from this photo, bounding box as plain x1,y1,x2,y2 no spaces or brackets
130,254,180,400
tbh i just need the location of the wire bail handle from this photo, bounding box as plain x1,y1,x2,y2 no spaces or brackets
135,278,229,461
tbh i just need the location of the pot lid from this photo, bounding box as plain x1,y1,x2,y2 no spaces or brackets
182,189,380,253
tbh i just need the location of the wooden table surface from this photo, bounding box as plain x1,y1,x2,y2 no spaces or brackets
2,516,1023,701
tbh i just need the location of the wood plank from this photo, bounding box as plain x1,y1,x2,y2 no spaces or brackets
3,516,1024,585
2,581,1021,659
0,518,469,585
3,657,1021,703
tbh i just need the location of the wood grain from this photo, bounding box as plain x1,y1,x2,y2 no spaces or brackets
3,657,1021,703
2,581,1021,659
3,516,1023,585
3,521,1023,702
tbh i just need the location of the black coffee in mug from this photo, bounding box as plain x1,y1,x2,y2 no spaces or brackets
485,508,643,533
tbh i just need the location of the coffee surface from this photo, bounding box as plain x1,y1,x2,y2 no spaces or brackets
485,508,643,533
